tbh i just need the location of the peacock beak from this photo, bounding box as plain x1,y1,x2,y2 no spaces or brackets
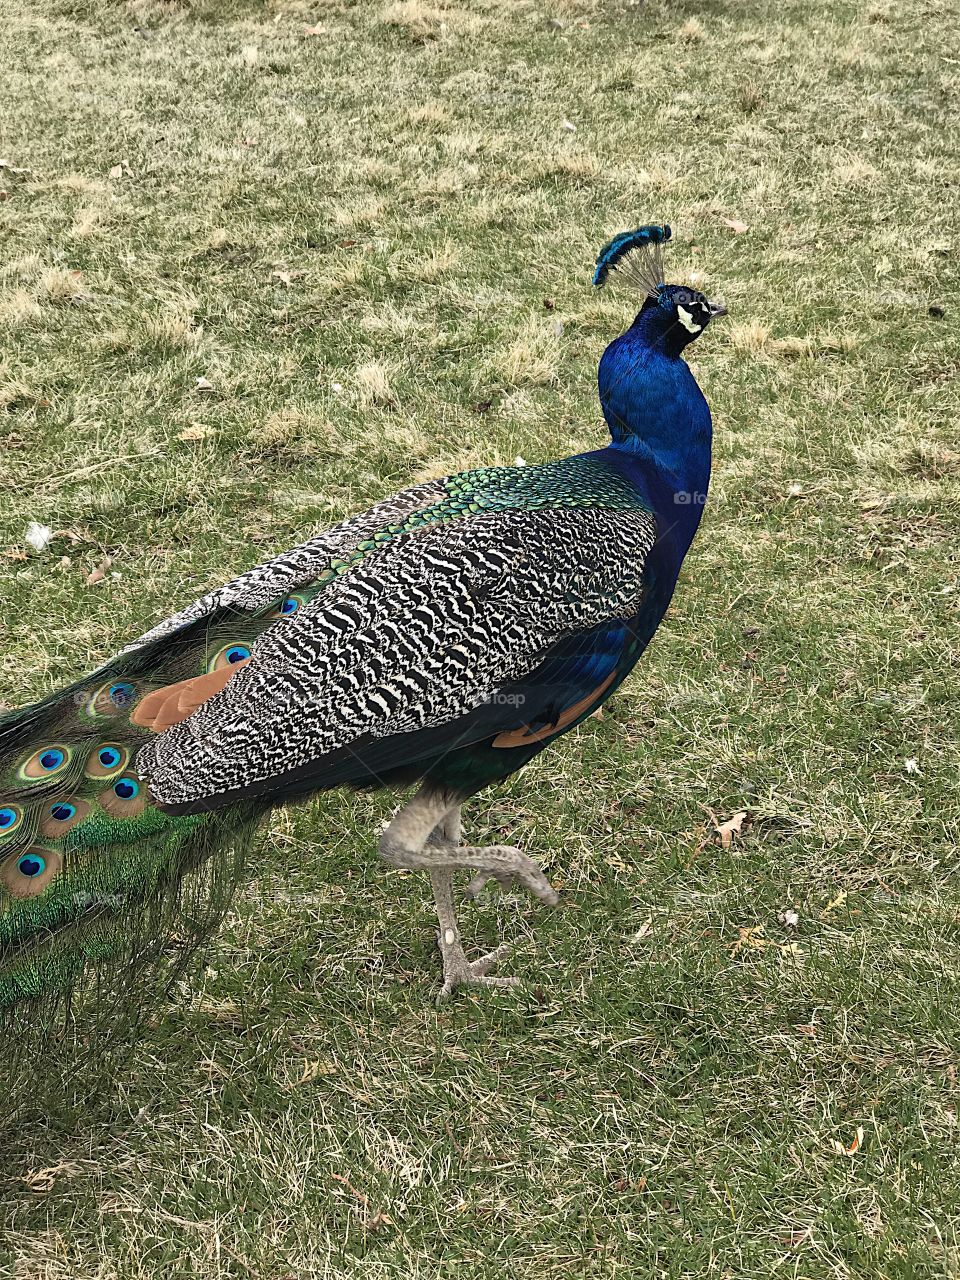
708,299,728,318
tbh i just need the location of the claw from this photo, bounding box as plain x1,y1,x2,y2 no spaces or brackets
381,794,556,997
464,870,511,899
437,942,517,998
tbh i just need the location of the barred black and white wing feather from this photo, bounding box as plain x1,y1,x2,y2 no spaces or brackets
126,478,452,652
139,505,657,812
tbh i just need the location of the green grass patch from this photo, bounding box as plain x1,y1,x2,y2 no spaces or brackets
1,0,959,1274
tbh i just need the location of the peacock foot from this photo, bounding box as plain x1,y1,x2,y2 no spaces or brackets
460,846,559,905
415,832,559,908
379,790,559,997
436,936,516,999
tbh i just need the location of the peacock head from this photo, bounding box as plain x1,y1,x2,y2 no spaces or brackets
593,225,726,355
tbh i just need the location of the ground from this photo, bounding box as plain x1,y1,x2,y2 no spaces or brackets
0,0,959,1274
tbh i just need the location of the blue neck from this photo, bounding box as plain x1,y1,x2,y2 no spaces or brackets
593,314,713,557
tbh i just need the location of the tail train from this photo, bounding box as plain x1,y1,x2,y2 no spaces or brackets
0,585,323,1091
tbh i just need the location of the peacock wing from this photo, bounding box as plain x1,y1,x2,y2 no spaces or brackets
139,504,658,812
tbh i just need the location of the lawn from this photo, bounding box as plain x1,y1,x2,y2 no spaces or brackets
1,0,959,1274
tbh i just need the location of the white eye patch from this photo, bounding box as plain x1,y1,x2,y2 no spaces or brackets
676,305,702,334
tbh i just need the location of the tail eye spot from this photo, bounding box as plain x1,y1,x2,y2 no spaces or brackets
39,749,65,771
209,644,253,673
113,778,139,800
17,854,45,878
50,803,77,823
99,747,122,769
109,682,135,707
0,808,18,830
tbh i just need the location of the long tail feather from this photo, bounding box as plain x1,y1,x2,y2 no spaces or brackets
0,590,316,1127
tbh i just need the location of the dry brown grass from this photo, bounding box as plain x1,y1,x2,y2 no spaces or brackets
0,0,958,1274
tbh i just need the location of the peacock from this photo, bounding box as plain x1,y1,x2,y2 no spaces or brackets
0,224,724,1037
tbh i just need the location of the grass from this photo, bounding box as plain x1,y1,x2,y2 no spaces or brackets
1,0,959,1273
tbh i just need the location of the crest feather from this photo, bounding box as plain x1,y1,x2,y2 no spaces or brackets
592,224,671,296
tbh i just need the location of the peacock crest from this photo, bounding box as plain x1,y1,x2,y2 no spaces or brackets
592,224,672,296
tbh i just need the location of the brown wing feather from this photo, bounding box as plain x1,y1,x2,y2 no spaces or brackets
132,662,250,732
491,671,617,747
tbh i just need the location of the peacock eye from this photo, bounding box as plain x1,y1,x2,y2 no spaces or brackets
17,853,45,878
0,806,23,838
99,773,146,820
40,797,89,838
209,644,253,672
18,745,72,782
109,682,135,707
268,594,304,621
88,679,140,719
1,845,62,897
85,743,129,778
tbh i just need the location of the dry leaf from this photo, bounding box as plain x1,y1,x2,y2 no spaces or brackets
178,424,214,442
270,269,303,286
832,1127,864,1156
293,1058,326,1086
714,810,748,848
303,21,327,35
721,217,749,234
731,924,768,954
108,160,133,179
22,1162,82,1194
194,376,214,392
822,889,847,916
86,556,113,586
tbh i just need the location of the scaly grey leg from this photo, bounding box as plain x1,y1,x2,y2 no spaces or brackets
379,787,558,995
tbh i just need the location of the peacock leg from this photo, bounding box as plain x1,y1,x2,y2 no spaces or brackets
429,868,517,997
379,787,558,995
427,804,462,849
